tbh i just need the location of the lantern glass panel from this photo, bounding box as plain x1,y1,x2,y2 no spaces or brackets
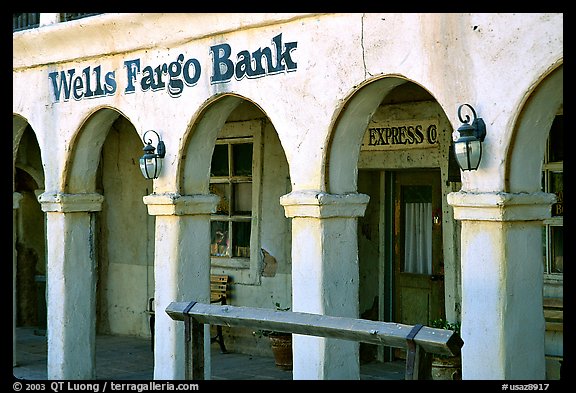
140,156,161,179
454,139,482,170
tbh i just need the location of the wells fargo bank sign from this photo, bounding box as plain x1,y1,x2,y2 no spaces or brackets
47,34,297,103
361,119,439,151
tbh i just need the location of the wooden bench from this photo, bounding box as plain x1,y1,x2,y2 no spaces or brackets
209,274,230,353
147,274,231,353
543,297,563,379
543,297,563,332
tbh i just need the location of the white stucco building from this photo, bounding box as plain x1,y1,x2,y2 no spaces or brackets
13,13,563,380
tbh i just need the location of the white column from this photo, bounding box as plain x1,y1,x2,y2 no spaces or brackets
144,193,218,380
448,191,556,379
39,13,61,27
39,192,104,380
281,191,369,379
13,192,23,367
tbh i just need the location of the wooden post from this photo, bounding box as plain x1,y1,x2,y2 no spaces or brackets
183,301,204,380
404,324,432,380
408,345,432,380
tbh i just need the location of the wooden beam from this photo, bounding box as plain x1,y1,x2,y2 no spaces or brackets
166,301,463,357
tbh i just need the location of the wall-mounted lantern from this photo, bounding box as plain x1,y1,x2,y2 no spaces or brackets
453,104,486,171
139,130,166,179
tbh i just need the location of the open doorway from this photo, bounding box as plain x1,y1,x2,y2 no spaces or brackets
358,169,445,362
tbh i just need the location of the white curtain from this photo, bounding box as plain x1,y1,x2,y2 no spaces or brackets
404,202,432,275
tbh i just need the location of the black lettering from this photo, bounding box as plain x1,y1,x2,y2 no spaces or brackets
554,204,563,215
398,126,407,144
167,54,184,98
384,128,392,145
152,64,167,90
124,59,140,94
235,50,251,80
369,129,378,146
406,126,415,144
414,125,424,143
210,43,234,83
392,127,401,144
72,73,84,100
140,66,154,91
427,124,438,144
252,47,273,76
48,69,75,102
92,65,106,97
104,71,116,95
183,58,201,85
83,66,95,98
378,128,387,145
269,33,297,73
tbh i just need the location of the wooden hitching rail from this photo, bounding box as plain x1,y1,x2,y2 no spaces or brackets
165,301,464,380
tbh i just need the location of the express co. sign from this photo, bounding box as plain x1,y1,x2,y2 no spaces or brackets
361,119,439,151
47,33,297,103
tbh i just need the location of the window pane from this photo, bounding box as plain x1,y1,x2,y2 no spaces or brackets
211,144,229,176
402,186,432,275
542,227,547,273
210,221,230,257
549,172,563,217
233,182,252,214
210,183,230,215
551,226,563,273
549,115,563,162
232,143,252,176
402,185,432,203
232,221,251,258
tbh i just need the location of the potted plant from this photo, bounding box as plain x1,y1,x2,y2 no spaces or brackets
253,303,292,370
430,318,462,380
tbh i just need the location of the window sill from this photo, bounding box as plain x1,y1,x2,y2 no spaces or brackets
211,257,250,269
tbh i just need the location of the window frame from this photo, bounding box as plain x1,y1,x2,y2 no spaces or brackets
542,114,563,283
209,122,262,271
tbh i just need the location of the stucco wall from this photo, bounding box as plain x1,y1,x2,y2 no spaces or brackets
13,12,563,379
14,13,563,195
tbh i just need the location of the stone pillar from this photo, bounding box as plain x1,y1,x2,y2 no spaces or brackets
13,192,23,367
143,193,218,380
280,191,369,379
447,191,556,379
38,192,104,380
39,13,61,27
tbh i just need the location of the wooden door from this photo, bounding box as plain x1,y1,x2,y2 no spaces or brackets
393,170,445,331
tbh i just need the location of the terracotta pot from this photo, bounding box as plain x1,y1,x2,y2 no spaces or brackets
269,334,293,370
432,356,462,380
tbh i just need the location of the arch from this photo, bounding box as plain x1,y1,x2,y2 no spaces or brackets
64,107,126,193
15,164,44,192
327,75,447,194
506,64,563,193
13,114,29,162
177,93,292,287
179,94,271,195
13,117,45,191
13,114,48,363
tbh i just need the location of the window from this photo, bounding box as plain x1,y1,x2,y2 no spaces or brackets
210,136,257,269
402,185,432,275
61,13,100,22
13,13,101,32
542,115,563,277
13,13,40,32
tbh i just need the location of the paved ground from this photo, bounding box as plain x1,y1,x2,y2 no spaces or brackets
12,327,405,381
